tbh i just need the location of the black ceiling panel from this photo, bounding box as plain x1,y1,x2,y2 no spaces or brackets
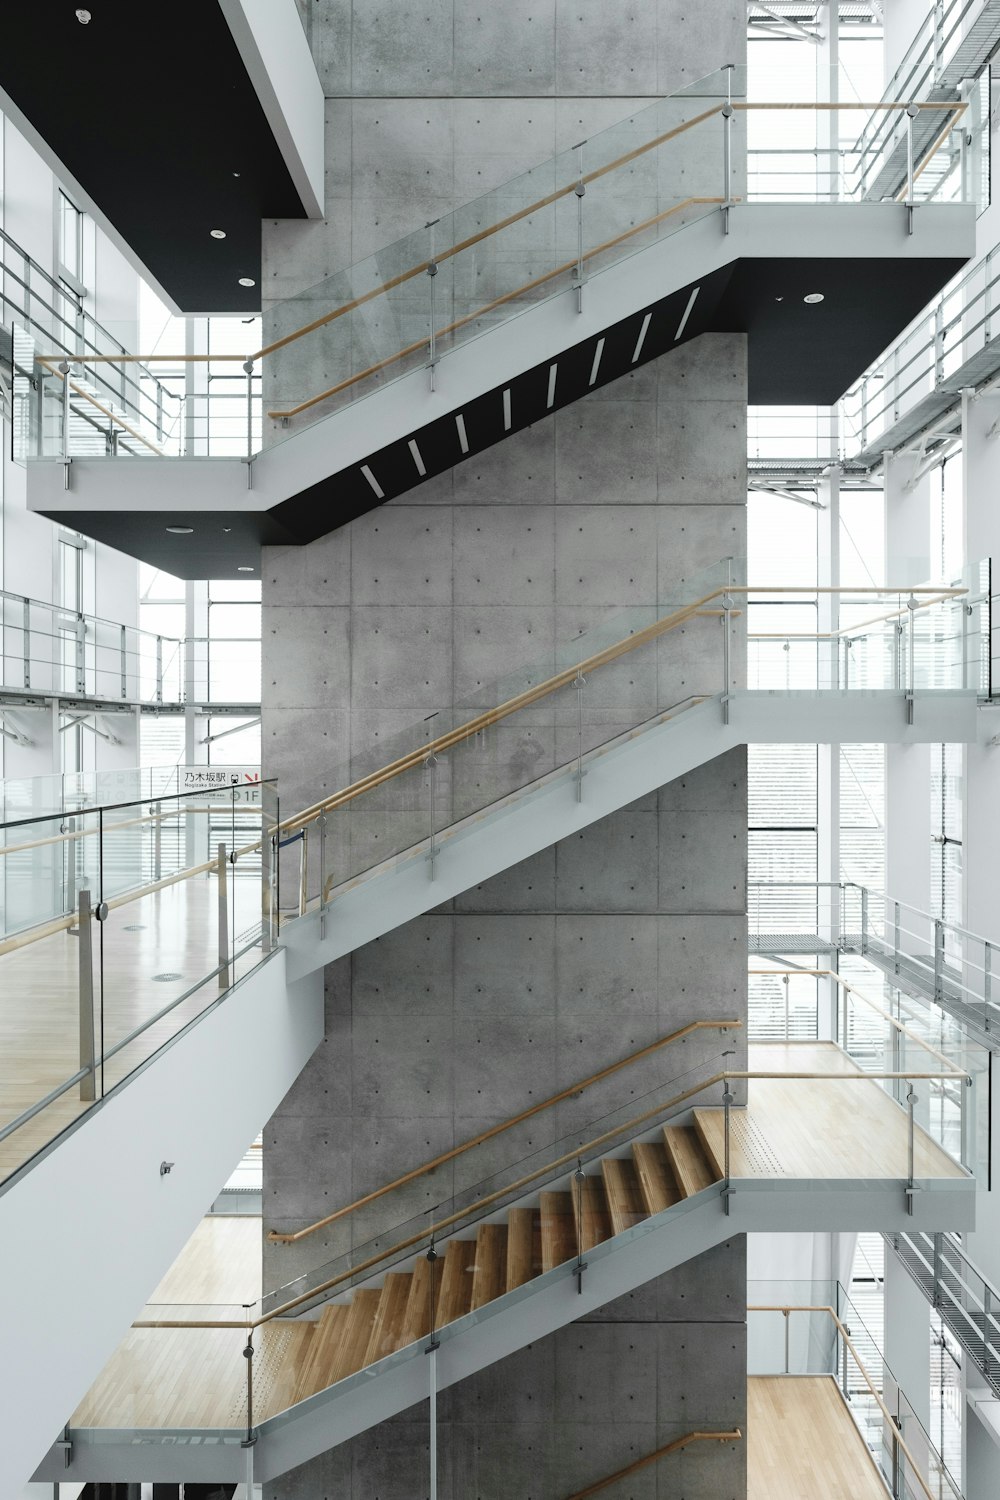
0,2,305,312
36,251,968,575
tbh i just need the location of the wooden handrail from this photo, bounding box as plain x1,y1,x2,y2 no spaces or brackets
562,1429,742,1500
748,967,967,1075
747,588,965,640
37,97,966,377
265,194,730,420
266,1017,743,1244
277,581,966,837
748,1304,938,1500
135,1059,967,1331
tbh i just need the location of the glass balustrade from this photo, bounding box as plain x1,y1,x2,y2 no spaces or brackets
0,778,277,1186
748,1287,963,1500
20,61,982,464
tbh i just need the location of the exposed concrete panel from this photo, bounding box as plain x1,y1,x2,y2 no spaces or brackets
261,2,748,1491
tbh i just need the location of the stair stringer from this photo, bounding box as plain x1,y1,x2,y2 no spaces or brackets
282,688,979,983
40,1170,975,1486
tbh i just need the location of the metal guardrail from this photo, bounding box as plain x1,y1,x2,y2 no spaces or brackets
891,1230,1000,1398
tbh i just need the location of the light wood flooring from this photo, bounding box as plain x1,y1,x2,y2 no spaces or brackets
748,1376,888,1499
71,1051,965,1432
0,876,265,1180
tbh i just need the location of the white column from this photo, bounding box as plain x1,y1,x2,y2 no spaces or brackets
884,448,933,940
885,1246,931,1430
817,457,841,1036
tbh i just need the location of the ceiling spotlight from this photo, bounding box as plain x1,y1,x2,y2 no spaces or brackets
803,292,825,304
237,565,254,572
238,277,256,288
210,228,227,240
165,525,194,535
76,8,92,21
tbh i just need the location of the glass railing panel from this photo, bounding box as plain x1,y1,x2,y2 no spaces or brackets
259,1048,730,1333
0,781,275,1188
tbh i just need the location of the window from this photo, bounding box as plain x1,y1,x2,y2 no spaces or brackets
58,190,84,289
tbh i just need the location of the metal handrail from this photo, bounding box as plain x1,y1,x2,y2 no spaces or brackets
266,1017,743,1244
748,967,969,1074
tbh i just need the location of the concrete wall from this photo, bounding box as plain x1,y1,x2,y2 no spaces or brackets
261,3,748,1495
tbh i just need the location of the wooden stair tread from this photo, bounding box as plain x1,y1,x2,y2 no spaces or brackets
601,1158,649,1235
364,1273,412,1366
663,1124,717,1197
329,1288,381,1382
293,1303,349,1401
540,1191,577,1272
692,1108,728,1180
398,1252,442,1351
507,1207,543,1291
265,1322,315,1418
436,1239,477,1328
578,1174,613,1251
632,1141,681,1215
471,1223,508,1310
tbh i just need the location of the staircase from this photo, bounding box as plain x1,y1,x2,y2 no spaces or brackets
43,1057,976,1485
273,1124,716,1409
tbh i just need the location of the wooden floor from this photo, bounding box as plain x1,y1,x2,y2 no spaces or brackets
0,876,264,1180
143,1215,262,1321
748,1377,888,1499
696,1042,966,1181
71,1044,967,1433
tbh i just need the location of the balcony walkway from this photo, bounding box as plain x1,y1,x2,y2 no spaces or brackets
0,875,264,1181
747,1376,887,1500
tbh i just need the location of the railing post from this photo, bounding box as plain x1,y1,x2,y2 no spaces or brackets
261,815,273,957
985,940,992,1030
22,596,30,689
59,360,71,460
119,623,127,700
155,634,163,704
573,670,586,801
861,886,869,957
906,1083,917,1215
722,1083,734,1215
574,1162,588,1293
153,800,162,883
906,593,917,723
722,65,734,234
318,811,328,940
75,612,86,694
894,901,901,976
984,1284,993,1379
243,359,255,460
567,176,584,319
78,887,96,1102
934,918,944,1003
933,1232,943,1306
241,1317,257,1458
783,1308,790,1374
905,104,918,235
722,558,734,724
426,751,439,879
298,825,309,917
218,841,231,989
426,246,439,388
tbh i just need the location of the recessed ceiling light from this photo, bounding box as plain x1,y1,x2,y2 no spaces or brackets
237,565,254,572
238,277,256,288
232,171,241,179
210,229,227,240
165,525,194,535
804,292,825,304
75,8,91,21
